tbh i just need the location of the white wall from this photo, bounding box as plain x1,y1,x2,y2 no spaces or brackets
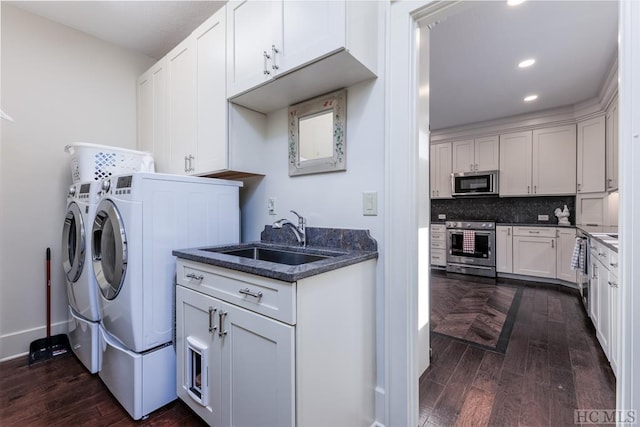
238,22,387,417
0,5,155,360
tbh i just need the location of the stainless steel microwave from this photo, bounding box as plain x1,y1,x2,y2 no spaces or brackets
452,170,498,196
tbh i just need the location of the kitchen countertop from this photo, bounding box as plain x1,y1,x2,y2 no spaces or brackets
173,242,378,282
577,225,619,252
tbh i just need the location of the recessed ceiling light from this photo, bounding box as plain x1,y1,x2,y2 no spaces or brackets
518,58,535,68
524,94,538,102
507,0,526,6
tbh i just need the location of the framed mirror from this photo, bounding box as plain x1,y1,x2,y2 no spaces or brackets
288,89,346,176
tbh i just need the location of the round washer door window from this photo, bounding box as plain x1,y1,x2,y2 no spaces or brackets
62,203,85,283
92,200,127,300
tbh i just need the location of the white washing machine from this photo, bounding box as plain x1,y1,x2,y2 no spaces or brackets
61,181,101,373
91,172,241,420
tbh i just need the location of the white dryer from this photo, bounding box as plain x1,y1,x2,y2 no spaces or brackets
61,181,101,373
91,172,241,420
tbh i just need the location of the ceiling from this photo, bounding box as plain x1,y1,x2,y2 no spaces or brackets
7,1,225,60
7,1,618,131
429,1,618,130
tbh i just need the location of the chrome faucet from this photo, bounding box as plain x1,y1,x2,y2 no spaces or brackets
273,210,306,246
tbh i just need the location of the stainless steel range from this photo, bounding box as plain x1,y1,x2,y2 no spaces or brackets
445,220,496,278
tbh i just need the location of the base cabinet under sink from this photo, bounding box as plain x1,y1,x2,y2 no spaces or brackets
175,258,376,427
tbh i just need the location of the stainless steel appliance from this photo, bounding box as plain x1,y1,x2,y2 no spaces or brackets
446,220,496,278
452,170,498,196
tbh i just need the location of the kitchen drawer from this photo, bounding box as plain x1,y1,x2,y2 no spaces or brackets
513,226,556,238
431,249,447,267
431,231,446,242
431,240,446,250
431,224,446,233
608,250,618,276
591,240,610,268
176,259,296,325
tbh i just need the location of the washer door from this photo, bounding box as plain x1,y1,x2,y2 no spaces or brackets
92,200,127,300
62,202,85,283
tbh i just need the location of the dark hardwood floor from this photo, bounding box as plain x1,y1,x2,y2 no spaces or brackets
0,274,615,426
0,353,206,426
421,273,616,427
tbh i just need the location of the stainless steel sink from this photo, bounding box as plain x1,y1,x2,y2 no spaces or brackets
205,246,330,266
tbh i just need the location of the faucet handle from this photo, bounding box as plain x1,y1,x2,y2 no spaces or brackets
290,210,305,225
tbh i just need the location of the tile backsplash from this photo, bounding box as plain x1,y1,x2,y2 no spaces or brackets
431,196,576,225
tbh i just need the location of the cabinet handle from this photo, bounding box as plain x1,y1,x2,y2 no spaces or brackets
218,311,227,338
608,280,618,288
507,228,511,236
436,190,439,196
208,306,217,333
239,287,263,299
527,186,530,194
271,45,279,70
551,240,554,248
187,154,195,172
577,183,582,192
534,185,537,193
529,230,540,234
186,272,204,281
475,163,478,171
610,261,618,267
470,163,474,171
184,156,189,173
263,51,271,75
592,264,597,279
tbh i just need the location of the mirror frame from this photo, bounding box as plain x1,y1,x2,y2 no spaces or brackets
288,89,346,176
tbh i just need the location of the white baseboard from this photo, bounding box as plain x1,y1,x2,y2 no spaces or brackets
373,386,386,427
0,319,71,362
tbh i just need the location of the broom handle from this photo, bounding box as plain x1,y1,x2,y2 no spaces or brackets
46,248,51,339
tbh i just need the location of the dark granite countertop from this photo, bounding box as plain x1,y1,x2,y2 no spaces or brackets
173,242,378,282
173,226,379,282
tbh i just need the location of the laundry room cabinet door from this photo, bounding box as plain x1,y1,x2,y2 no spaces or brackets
176,286,295,427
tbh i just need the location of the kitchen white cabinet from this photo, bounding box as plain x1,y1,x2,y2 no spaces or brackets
532,124,576,195
595,248,610,359
496,226,513,273
499,130,532,196
512,227,557,278
500,126,576,196
430,224,446,267
577,115,606,193
556,227,577,283
226,1,377,113
430,142,452,199
452,136,499,173
609,254,619,376
137,61,169,171
175,258,376,426
589,246,600,328
606,95,619,191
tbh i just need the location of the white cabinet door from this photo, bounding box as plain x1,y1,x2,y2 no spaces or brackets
279,1,344,73
606,96,619,191
475,135,499,171
532,124,576,195
577,116,605,193
496,226,513,273
194,11,228,174
556,228,577,283
609,269,619,376
220,298,295,427
168,38,197,174
137,62,169,172
451,139,474,173
176,285,295,427
589,251,599,327
226,1,279,96
513,235,557,278
430,142,452,198
499,131,532,196
596,256,610,357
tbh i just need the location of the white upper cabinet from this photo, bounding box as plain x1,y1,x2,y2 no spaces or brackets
500,125,575,196
532,124,576,195
499,130,532,196
137,61,169,171
430,142,452,199
226,0,378,114
577,115,606,193
606,95,619,191
452,136,499,173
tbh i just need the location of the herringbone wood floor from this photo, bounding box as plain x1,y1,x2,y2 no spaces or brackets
420,273,616,427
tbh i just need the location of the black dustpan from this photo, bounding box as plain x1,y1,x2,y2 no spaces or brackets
29,248,70,365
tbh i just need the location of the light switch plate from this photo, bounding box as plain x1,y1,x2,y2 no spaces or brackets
363,192,378,216
267,197,277,215
538,214,549,221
